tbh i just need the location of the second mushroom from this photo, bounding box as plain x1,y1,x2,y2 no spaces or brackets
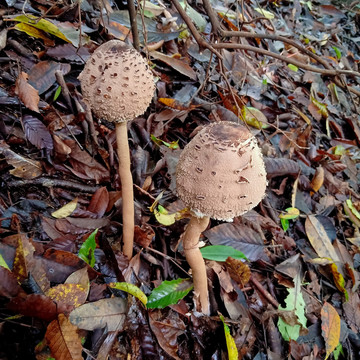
176,121,267,314
79,40,155,259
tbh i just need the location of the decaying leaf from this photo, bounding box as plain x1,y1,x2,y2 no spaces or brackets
277,273,307,341
69,297,127,331
305,215,340,262
321,302,340,360
108,282,147,306
52,198,78,219
45,314,83,360
0,141,42,179
225,257,251,287
15,72,40,113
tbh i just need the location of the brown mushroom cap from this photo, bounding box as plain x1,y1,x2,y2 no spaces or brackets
176,121,267,221
78,40,155,123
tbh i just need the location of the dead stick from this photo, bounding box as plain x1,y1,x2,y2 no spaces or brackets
250,276,279,308
170,0,222,59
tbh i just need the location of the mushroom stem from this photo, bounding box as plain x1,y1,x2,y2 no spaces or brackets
115,122,134,260
182,215,210,315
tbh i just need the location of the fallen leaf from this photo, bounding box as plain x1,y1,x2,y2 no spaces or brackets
225,257,251,287
108,282,147,306
15,72,39,114
52,198,78,219
69,297,127,331
148,309,186,360
23,115,54,150
150,51,197,80
45,314,83,360
321,302,340,360
87,187,109,217
305,215,340,262
0,141,42,179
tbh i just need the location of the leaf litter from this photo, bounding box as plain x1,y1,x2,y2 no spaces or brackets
1,0,360,359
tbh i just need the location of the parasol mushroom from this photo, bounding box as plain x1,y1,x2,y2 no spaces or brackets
78,40,155,259
176,121,267,314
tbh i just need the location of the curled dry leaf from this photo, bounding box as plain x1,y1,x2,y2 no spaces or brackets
15,71,40,113
225,257,251,287
45,314,83,360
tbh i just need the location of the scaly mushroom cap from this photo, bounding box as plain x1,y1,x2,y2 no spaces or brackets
176,121,267,221
78,40,155,123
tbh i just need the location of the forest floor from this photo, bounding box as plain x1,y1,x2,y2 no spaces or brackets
1,0,360,359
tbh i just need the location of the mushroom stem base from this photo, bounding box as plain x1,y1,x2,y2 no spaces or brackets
116,122,134,260
182,216,210,315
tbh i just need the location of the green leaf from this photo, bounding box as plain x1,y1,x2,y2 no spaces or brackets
220,314,238,360
288,64,299,72
53,85,62,101
150,134,179,149
277,273,307,341
0,253,10,270
333,343,344,360
78,229,98,267
332,46,342,60
281,218,290,232
108,282,147,306
200,245,248,262
147,278,193,309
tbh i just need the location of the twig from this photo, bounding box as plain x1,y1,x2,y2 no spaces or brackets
250,275,279,308
170,0,222,59
212,43,360,77
6,177,99,192
127,0,140,50
55,70,74,113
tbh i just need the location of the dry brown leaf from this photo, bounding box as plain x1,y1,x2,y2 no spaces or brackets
305,215,340,262
0,141,42,179
310,166,324,195
15,71,40,112
45,314,83,360
225,257,251,287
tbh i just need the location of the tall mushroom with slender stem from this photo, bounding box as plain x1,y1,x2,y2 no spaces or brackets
79,40,155,259
176,121,267,314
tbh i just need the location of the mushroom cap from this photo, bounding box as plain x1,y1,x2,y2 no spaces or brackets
78,40,155,123
176,121,267,221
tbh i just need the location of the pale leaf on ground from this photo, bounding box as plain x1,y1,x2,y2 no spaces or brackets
69,297,127,331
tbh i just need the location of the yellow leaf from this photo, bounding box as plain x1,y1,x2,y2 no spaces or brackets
220,314,238,360
52,198,78,218
254,7,275,19
154,206,177,226
241,107,269,129
321,302,340,360
11,15,70,42
13,23,54,46
108,282,147,306
328,263,348,301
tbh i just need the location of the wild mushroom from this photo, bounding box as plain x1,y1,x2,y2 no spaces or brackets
78,40,155,259
176,121,267,314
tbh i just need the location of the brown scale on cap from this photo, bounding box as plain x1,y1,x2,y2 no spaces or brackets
78,40,155,123
176,121,267,221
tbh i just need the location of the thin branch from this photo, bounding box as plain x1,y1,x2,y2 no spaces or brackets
127,0,140,51
170,0,222,59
